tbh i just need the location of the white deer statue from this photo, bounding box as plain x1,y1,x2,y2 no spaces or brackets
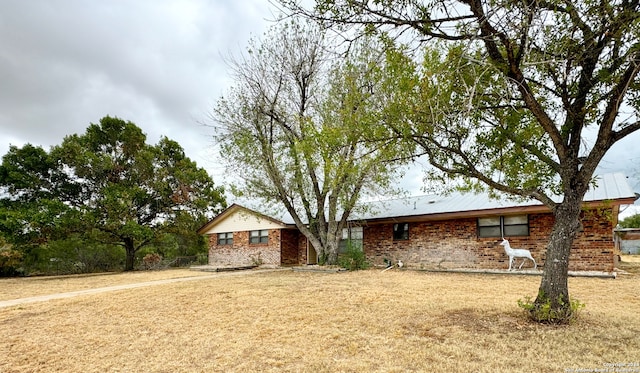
499,239,537,271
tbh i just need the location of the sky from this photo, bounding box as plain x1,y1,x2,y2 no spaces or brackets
1,0,639,218
0,0,275,181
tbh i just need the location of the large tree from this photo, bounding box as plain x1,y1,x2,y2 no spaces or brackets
281,0,640,321
0,144,81,253
619,213,640,228
0,116,226,271
213,20,410,264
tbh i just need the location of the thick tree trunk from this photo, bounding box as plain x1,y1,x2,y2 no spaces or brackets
533,193,583,322
124,238,136,271
326,240,339,265
305,226,341,265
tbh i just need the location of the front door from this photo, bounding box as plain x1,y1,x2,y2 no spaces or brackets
307,240,318,265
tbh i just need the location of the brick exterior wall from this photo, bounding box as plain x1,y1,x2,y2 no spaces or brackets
207,208,616,271
570,209,617,271
297,233,309,265
280,229,300,265
362,209,616,272
208,229,282,266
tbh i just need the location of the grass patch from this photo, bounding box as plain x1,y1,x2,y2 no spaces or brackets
0,269,213,301
517,292,585,324
1,268,639,372
619,255,640,275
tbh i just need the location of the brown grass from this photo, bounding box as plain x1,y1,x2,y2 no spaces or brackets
0,269,213,301
1,266,639,373
619,255,640,274
622,255,640,263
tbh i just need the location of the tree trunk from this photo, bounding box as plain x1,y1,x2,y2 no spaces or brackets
124,237,136,271
533,193,583,323
326,240,339,265
305,225,341,265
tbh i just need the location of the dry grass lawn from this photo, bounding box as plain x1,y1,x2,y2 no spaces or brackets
0,269,213,302
1,262,639,372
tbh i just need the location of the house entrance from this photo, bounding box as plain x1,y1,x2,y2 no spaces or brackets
307,242,318,265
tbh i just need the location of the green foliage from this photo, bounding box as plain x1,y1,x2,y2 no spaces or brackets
214,19,411,265
317,251,329,266
0,244,23,277
518,291,585,325
0,116,226,274
338,242,369,270
620,214,640,228
22,236,124,275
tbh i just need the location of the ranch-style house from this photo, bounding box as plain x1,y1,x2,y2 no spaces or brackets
197,173,638,273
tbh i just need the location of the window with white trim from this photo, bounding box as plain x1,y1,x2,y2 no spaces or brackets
478,215,529,238
250,229,269,244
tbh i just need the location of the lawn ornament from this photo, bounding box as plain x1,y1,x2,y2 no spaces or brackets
499,239,537,271
381,259,404,272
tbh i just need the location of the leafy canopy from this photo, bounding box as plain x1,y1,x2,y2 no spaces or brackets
213,20,413,263
620,213,640,228
0,116,226,271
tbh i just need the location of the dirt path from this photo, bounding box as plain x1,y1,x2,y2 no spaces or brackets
0,268,283,309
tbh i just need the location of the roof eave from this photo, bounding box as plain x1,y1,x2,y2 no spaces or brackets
356,197,637,225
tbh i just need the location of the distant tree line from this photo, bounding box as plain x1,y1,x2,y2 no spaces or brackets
620,214,640,228
0,116,226,276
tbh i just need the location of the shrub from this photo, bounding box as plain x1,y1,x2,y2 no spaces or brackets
28,238,125,275
196,253,208,265
0,247,24,277
517,291,585,324
142,253,163,270
338,243,369,270
249,252,263,266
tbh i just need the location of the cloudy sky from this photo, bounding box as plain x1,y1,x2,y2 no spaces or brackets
1,0,639,216
0,0,275,180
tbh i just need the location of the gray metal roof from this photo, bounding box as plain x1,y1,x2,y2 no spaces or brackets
263,173,637,224
354,173,637,221
585,172,635,202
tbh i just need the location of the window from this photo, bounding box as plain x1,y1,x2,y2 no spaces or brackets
339,226,363,253
478,215,529,238
478,217,501,238
393,223,409,241
503,215,529,236
250,229,269,244
217,232,233,245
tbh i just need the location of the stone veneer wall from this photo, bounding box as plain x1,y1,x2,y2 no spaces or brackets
208,229,281,266
362,209,616,272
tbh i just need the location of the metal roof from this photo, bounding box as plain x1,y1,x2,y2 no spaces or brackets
354,173,637,221
585,172,635,202
242,173,637,225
